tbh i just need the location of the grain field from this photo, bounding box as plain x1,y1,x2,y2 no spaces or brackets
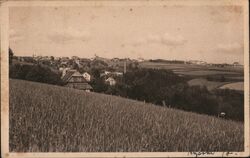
9,79,244,152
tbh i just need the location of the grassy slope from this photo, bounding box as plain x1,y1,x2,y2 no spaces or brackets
9,79,244,152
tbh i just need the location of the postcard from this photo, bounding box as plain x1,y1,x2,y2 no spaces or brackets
1,0,249,157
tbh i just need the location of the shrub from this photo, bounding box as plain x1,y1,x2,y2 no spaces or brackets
10,64,62,85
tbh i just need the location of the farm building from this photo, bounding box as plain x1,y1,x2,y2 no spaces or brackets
83,72,91,82
105,77,116,86
60,67,71,78
62,70,93,92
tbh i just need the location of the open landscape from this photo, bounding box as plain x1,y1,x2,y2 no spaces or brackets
6,2,246,155
10,79,244,152
139,61,244,91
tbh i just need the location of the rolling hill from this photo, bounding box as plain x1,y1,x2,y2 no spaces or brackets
188,78,229,91
9,79,244,152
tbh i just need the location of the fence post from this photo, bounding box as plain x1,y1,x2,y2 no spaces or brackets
162,100,166,107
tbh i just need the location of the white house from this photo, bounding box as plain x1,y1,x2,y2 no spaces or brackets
104,71,111,75
60,67,71,78
82,72,91,82
105,77,116,86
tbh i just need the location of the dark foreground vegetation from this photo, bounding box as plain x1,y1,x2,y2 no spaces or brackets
10,79,244,152
10,64,62,85
91,68,244,122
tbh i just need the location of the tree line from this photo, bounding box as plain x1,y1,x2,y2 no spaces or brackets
91,68,244,122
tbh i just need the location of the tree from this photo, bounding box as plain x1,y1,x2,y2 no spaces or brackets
90,68,101,79
10,64,63,85
50,56,55,61
10,64,31,79
72,62,79,70
9,48,14,64
220,75,226,82
25,64,63,85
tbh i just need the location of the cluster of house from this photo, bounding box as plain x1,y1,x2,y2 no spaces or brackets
60,68,124,92
100,71,123,85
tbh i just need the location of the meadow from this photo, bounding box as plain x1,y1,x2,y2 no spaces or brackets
187,78,229,91
219,82,244,91
10,79,244,152
139,61,244,91
139,61,244,74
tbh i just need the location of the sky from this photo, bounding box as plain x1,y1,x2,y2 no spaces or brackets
9,4,244,64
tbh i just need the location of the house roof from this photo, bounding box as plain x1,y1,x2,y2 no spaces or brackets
62,70,89,83
62,70,77,82
83,72,90,75
106,77,115,82
72,71,83,77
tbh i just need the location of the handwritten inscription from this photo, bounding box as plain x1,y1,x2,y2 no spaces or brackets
189,151,215,157
188,151,236,157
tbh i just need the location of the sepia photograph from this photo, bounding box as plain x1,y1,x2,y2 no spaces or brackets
1,0,249,157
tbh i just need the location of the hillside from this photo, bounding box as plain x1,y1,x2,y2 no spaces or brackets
188,78,229,91
9,79,244,152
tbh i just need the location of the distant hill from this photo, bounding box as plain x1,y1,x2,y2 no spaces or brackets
9,79,243,152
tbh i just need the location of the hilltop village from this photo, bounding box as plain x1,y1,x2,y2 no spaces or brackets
9,49,244,122
13,54,135,91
